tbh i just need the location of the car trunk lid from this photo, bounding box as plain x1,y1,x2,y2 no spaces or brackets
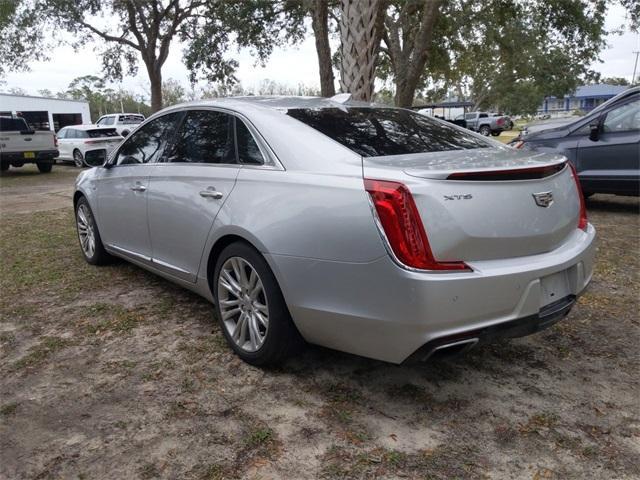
363,148,581,262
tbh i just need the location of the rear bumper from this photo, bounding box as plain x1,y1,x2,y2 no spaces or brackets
0,150,59,163
267,224,596,364
403,294,576,363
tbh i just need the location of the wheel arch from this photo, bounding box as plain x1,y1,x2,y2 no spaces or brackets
205,230,270,299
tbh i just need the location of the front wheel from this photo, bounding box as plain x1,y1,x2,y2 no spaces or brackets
75,197,112,265
213,242,302,366
36,162,53,173
73,149,85,168
479,125,491,136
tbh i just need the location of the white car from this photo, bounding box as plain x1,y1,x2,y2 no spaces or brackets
56,125,123,167
95,113,145,137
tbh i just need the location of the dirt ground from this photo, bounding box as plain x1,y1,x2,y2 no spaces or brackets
1,164,638,479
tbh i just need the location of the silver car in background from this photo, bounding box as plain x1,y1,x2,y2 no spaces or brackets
74,97,596,365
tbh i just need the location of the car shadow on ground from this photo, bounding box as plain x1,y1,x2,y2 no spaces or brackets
585,194,639,214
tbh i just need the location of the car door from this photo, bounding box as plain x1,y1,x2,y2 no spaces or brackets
146,109,241,282
96,112,182,264
56,128,69,159
576,97,640,195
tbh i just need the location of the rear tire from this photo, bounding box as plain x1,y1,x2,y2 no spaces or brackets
75,196,112,265
213,242,302,366
73,149,85,168
490,131,500,137
479,125,491,136
36,162,53,173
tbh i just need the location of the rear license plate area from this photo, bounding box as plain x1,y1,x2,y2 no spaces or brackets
23,151,35,159
540,270,570,308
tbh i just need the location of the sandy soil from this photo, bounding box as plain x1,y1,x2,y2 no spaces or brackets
0,167,638,479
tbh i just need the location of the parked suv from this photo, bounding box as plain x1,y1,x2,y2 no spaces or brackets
56,125,123,167
511,87,639,197
0,116,58,173
95,113,145,137
455,112,507,136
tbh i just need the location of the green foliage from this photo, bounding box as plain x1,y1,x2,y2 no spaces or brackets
379,0,611,114
3,0,306,111
58,75,151,121
594,76,631,86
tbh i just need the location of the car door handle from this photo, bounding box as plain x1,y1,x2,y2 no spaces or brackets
199,188,223,199
130,184,147,192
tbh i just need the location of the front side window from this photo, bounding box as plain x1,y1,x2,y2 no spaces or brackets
287,107,490,157
101,116,115,126
235,119,264,165
603,99,640,133
115,113,181,165
169,110,234,164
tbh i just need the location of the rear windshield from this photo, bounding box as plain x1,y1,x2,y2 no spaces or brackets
118,115,144,124
87,129,120,138
286,107,489,157
0,117,29,132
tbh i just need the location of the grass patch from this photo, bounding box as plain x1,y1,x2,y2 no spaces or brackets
0,402,19,416
12,336,73,371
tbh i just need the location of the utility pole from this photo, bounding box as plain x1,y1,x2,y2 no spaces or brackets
633,51,640,86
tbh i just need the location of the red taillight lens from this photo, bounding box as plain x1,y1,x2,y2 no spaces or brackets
569,163,588,230
53,135,58,147
364,179,470,271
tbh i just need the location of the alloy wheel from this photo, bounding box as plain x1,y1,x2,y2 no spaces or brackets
74,151,84,168
76,204,96,258
217,256,269,352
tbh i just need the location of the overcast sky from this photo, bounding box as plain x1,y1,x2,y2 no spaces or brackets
2,3,638,98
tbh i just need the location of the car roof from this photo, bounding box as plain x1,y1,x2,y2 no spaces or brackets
160,95,382,116
100,113,144,117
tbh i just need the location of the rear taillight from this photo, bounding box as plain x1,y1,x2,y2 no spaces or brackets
568,163,588,230
364,179,470,272
53,135,58,147
497,118,504,126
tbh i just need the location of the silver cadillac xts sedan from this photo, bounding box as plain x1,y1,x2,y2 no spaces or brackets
74,96,596,365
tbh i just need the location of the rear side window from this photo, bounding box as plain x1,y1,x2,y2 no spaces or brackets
116,112,181,165
118,114,144,124
0,117,29,131
87,129,119,138
100,116,115,126
169,110,234,164
235,119,264,165
287,107,489,157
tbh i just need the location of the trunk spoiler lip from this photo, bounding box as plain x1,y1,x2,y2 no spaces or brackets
445,161,568,181
401,159,568,181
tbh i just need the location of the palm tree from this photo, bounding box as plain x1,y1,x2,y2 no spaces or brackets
338,0,383,101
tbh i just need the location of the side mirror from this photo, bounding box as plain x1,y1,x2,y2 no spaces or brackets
84,149,107,167
589,123,600,141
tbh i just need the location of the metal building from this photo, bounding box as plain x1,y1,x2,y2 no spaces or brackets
0,93,91,132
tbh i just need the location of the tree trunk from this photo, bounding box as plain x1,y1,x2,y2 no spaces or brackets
394,74,418,108
310,0,335,97
339,0,381,101
148,65,163,113
383,0,442,108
